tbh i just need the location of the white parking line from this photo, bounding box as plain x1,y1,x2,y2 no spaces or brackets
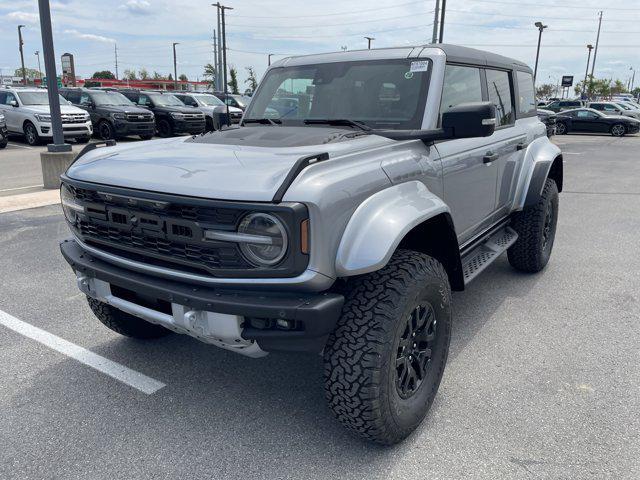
563,152,582,155
0,309,166,395
0,184,44,193
6,142,33,150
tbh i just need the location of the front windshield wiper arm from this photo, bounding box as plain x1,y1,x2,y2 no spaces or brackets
241,118,282,126
303,119,372,132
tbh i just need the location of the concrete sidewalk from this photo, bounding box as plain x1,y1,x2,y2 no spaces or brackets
0,189,60,214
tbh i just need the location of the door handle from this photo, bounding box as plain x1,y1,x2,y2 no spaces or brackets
483,152,499,164
516,142,528,151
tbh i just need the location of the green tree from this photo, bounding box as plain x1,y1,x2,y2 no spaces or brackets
179,74,188,82
152,71,165,80
91,70,115,79
139,68,149,80
228,66,239,94
536,83,554,99
611,79,627,95
244,66,258,92
14,67,40,79
203,63,217,90
123,69,137,80
167,73,173,81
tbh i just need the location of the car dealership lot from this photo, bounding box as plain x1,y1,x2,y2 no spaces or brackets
1,134,639,479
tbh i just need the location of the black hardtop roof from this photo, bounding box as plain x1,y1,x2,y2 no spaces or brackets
433,44,532,73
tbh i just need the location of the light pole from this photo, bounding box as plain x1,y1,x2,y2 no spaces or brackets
364,36,374,49
628,67,635,92
34,50,42,81
582,44,593,99
172,42,179,90
18,25,27,85
438,0,447,43
268,54,273,66
533,21,547,83
432,0,440,43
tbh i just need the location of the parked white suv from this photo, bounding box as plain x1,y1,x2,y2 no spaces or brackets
588,101,640,120
0,87,93,145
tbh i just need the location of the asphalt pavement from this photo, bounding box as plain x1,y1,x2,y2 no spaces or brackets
0,134,639,479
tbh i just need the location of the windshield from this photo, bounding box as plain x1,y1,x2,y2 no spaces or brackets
615,102,631,110
17,91,69,105
148,94,185,107
195,95,224,106
244,59,430,129
91,91,134,106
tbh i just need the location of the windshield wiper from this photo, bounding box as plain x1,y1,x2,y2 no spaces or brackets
241,118,282,126
303,119,372,132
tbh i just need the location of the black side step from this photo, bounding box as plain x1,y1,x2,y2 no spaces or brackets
461,226,518,284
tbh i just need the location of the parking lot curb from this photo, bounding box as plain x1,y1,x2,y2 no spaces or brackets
0,189,60,214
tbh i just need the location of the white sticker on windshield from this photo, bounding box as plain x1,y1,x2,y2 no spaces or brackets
410,61,429,72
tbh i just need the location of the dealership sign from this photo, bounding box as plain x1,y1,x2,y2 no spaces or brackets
561,76,574,87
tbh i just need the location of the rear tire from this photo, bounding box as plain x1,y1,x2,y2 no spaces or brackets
508,178,559,273
611,123,626,137
87,297,172,339
23,121,41,146
324,250,452,445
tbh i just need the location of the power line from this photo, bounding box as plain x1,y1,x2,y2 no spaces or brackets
464,0,640,12
447,8,640,22
226,12,434,29
228,1,427,18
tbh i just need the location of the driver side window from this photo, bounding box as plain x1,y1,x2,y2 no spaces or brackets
80,93,91,106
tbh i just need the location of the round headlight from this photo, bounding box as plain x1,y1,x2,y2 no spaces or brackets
237,213,288,266
60,183,84,224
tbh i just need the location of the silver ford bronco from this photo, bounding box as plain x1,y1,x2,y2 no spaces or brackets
60,44,562,444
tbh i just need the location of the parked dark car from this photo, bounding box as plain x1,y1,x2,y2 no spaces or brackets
212,92,251,111
554,108,640,136
173,92,241,129
537,108,556,137
120,90,205,137
544,99,585,113
60,88,155,140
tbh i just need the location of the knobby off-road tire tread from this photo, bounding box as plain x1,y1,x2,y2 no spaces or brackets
323,250,450,444
508,178,558,273
87,297,171,339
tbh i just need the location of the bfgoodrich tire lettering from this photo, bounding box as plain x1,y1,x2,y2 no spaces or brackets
323,249,452,445
87,297,172,339
508,178,559,272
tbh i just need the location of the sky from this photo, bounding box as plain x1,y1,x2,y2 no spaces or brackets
1,0,639,92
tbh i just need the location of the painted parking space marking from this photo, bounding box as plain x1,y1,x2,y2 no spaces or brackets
0,184,44,193
6,142,34,150
0,309,166,395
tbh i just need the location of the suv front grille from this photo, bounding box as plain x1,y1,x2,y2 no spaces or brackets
61,114,88,124
64,182,308,278
125,113,153,122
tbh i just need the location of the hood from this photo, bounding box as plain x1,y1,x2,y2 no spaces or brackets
153,105,200,114
66,126,393,201
98,105,151,115
22,104,88,115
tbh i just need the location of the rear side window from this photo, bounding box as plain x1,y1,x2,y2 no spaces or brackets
515,71,536,116
440,65,483,121
486,69,514,126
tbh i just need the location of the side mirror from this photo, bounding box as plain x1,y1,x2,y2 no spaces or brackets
10,100,19,107
441,102,496,139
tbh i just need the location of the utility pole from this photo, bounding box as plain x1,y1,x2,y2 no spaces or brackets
18,25,27,85
432,0,440,43
212,3,224,91
582,44,593,99
34,50,42,80
37,0,70,153
114,44,119,79
268,54,273,66
533,21,548,83
213,28,218,87
590,11,602,79
364,36,374,49
220,4,232,94
172,42,179,90
438,0,447,43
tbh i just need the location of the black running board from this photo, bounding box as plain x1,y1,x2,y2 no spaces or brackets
461,226,518,284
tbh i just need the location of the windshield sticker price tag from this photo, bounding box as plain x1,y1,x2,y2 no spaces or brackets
410,61,429,72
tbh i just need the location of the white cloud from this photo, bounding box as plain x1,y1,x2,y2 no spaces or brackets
63,29,115,43
6,11,39,23
119,0,152,15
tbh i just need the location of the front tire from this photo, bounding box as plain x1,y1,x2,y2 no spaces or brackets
97,120,115,140
75,136,90,144
140,134,153,140
611,123,626,137
87,297,172,339
324,250,452,445
508,178,559,273
157,119,173,137
554,122,567,135
24,121,41,146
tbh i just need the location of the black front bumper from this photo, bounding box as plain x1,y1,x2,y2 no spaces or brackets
114,121,155,137
173,120,206,135
60,239,344,353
